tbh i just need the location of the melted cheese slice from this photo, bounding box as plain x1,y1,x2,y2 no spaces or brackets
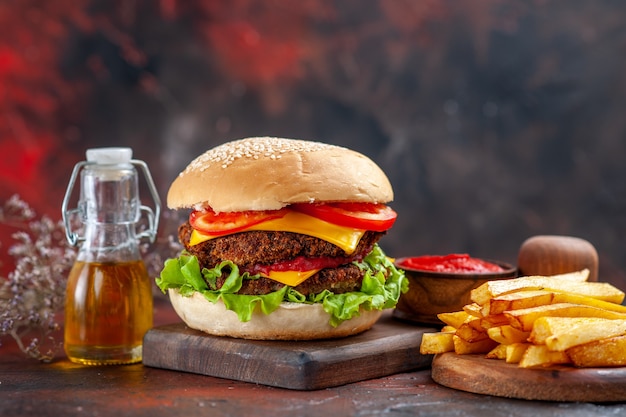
189,211,366,286
190,211,365,254
263,269,320,287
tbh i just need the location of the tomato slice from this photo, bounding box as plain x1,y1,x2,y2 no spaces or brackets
189,207,289,236
291,202,397,232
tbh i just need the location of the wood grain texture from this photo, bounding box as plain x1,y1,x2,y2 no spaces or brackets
4,297,626,416
142,312,435,390
517,235,599,282
431,352,626,402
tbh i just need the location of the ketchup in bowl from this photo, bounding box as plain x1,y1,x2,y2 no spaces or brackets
393,254,515,325
397,253,505,274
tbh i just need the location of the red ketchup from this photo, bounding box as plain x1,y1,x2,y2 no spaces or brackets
398,253,504,273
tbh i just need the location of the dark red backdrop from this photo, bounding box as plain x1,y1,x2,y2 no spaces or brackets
2,0,626,292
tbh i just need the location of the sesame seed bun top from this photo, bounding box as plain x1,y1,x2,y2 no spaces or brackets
166,137,394,212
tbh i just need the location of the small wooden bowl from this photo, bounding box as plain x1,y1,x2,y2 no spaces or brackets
517,235,598,282
393,258,517,325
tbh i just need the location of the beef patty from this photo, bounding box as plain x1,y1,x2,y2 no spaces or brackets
178,222,384,296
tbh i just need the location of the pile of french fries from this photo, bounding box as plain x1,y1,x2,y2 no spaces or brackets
420,268,626,368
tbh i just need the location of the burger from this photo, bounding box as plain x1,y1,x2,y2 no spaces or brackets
156,137,407,340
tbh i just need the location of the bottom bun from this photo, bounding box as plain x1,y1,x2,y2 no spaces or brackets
168,289,383,340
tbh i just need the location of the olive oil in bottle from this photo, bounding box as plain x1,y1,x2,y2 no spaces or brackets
62,147,160,365
64,260,153,365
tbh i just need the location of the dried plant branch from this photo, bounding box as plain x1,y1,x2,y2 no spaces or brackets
0,195,75,362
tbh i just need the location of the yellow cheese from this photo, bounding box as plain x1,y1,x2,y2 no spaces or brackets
262,269,320,287
189,211,365,255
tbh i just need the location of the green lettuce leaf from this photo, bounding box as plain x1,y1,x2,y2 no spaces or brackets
155,244,408,327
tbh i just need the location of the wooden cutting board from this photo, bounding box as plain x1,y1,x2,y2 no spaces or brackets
142,312,435,390
432,352,626,402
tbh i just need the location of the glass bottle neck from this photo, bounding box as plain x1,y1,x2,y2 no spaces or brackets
77,223,142,263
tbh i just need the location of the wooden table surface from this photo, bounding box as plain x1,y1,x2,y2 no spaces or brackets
2,296,625,417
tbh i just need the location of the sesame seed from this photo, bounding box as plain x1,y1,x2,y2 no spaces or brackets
182,137,340,173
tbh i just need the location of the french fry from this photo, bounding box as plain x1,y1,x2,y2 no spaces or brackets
470,270,626,306
471,269,590,305
437,310,472,328
505,343,530,363
546,269,591,281
424,269,626,369
485,343,507,360
463,302,483,318
453,335,498,355
478,313,509,329
486,290,556,315
467,318,486,332
529,317,626,351
420,332,455,355
480,303,491,317
488,289,626,316
505,303,626,332
567,335,626,367
518,344,570,368
487,325,530,345
455,322,489,343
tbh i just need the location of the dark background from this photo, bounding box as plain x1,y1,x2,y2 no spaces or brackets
2,0,626,290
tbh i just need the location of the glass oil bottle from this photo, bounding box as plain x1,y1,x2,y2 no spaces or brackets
62,148,160,365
